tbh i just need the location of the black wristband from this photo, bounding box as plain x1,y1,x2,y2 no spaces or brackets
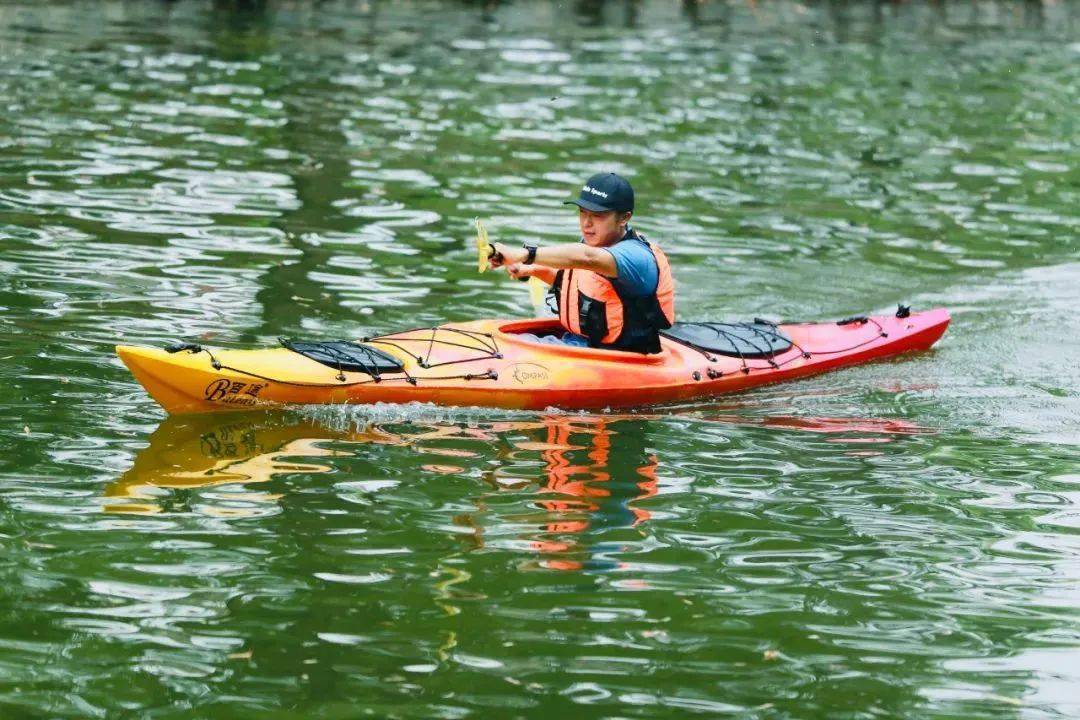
523,244,538,265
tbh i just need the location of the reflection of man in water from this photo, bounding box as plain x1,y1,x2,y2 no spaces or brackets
530,416,658,573
110,412,660,574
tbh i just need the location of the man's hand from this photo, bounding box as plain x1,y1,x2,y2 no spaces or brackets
506,263,534,280
490,242,525,269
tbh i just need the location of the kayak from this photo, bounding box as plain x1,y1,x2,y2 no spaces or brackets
116,307,949,415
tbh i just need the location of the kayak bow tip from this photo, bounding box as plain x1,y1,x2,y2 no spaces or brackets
115,344,210,415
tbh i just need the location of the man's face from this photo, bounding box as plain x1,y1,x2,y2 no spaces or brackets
578,208,628,247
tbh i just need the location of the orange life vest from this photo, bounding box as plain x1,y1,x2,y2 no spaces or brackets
552,234,675,354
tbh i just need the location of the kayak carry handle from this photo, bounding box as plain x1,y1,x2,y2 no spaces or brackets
165,342,203,354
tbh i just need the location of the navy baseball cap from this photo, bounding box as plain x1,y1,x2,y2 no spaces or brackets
565,172,634,213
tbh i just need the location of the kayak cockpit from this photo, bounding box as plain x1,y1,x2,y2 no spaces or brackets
494,319,674,364
496,318,796,362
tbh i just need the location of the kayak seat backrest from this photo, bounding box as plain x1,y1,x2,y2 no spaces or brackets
660,321,793,359
280,339,404,375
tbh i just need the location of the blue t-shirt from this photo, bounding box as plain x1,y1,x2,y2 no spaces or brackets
601,233,659,297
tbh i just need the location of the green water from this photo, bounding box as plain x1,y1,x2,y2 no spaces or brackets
1,1,1078,717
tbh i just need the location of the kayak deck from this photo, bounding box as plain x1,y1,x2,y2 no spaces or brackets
116,308,950,415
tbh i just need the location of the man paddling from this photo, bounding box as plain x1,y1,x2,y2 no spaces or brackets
490,172,675,354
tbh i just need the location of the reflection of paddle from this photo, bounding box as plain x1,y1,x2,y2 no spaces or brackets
475,218,549,315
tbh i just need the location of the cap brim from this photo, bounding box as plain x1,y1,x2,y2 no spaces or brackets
565,199,614,212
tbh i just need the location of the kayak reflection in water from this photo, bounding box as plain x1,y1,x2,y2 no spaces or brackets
105,411,928,570
104,413,661,575
489,172,676,354
103,412,659,548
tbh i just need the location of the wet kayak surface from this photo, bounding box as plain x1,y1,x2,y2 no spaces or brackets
1,1,1078,718
116,311,951,413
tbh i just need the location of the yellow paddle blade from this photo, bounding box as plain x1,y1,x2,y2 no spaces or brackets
475,218,491,273
528,276,547,312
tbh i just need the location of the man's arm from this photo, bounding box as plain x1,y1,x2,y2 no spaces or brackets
506,264,558,284
492,242,617,277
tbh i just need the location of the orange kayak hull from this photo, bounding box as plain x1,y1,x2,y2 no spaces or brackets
116,309,950,415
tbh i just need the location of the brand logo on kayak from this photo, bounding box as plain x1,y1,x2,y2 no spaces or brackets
205,379,267,405
510,363,550,386
583,185,608,198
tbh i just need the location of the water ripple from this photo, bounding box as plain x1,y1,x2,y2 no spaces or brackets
0,1,1077,717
